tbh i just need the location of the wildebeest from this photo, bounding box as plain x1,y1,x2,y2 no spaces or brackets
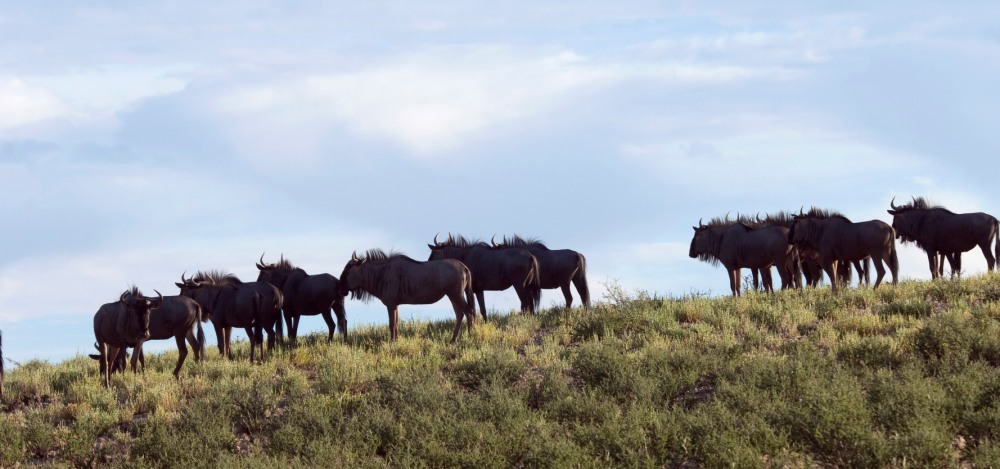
176,271,283,362
689,215,795,296
427,234,541,319
887,196,999,279
491,235,590,309
89,295,206,378
790,208,898,292
93,287,162,387
338,249,476,343
256,254,347,345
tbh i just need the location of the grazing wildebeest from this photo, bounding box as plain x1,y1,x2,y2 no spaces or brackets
689,215,795,296
491,235,590,309
176,271,283,362
427,234,541,319
93,287,162,387
90,295,206,378
887,196,1000,279
338,249,476,343
256,254,347,345
790,208,899,292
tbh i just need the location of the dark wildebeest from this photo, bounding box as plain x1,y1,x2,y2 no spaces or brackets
176,271,283,362
90,295,206,378
491,235,590,309
887,196,999,279
790,208,899,293
427,234,541,319
689,215,795,296
93,287,162,387
338,249,476,343
256,254,347,345
753,212,869,289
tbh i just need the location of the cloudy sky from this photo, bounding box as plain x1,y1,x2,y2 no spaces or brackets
2,1,999,363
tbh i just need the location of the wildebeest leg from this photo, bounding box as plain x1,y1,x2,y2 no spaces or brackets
871,256,887,288
263,322,275,354
130,340,144,374
173,334,187,379
751,269,760,291
285,312,298,347
394,306,401,340
727,268,740,296
102,343,120,387
246,326,259,363
321,309,336,343
927,252,940,279
823,261,839,293
979,239,996,271
953,252,963,278
446,293,471,343
513,284,531,314
560,283,573,309
186,329,201,362
213,323,225,356
762,268,774,293
385,305,398,341
475,290,488,322
224,327,234,360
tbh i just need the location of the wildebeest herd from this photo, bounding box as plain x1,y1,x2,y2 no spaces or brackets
690,197,999,296
81,234,590,387
0,196,995,392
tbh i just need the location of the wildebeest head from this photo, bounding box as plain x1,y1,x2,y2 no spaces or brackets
256,253,294,287
121,286,161,340
337,251,367,299
689,218,711,259
886,196,927,245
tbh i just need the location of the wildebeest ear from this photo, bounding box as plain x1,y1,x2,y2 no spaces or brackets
174,282,185,288
427,244,435,250
886,209,896,215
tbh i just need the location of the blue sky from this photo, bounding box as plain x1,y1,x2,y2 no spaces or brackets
2,2,999,364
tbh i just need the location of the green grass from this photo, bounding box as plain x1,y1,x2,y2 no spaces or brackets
5,276,1000,467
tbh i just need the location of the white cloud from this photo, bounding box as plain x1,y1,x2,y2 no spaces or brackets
0,79,65,130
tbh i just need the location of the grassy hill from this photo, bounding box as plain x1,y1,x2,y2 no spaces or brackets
3,277,1000,468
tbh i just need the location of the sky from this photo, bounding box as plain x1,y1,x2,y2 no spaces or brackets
2,1,1000,364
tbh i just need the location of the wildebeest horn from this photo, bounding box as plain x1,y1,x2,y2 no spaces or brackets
756,211,762,223
119,291,128,302
799,206,804,216
257,252,267,269
698,218,704,228
890,197,898,210
491,234,498,247
153,289,163,306
433,232,441,246
352,251,359,262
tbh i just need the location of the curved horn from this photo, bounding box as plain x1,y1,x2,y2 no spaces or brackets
259,252,266,265
756,211,762,223
890,196,899,210
180,271,188,284
799,206,804,216
491,234,498,247
698,218,704,228
352,251,359,262
154,289,163,304
433,232,440,246
119,290,128,302
725,211,730,222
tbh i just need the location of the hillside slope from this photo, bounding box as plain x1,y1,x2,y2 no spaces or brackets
3,278,1000,467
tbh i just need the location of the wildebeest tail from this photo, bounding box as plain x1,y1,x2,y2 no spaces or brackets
525,256,542,311
464,269,476,320
195,303,206,358
888,237,900,281
574,254,591,309
993,217,1000,269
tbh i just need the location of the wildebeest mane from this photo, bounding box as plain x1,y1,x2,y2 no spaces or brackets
761,211,796,227
799,207,851,222
121,285,144,300
193,270,243,286
500,235,549,249
442,234,490,248
894,196,953,214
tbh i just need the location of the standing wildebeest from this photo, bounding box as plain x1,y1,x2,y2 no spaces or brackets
790,208,899,293
338,249,476,343
176,271,283,362
93,287,162,387
689,216,795,296
90,295,206,378
491,235,590,309
256,254,347,345
427,234,541,319
888,196,999,279
753,212,869,289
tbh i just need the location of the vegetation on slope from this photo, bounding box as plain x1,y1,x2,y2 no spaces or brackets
3,277,1000,468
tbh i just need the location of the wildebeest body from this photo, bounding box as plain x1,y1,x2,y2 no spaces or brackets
93,287,161,387
427,235,541,319
339,249,476,343
493,236,590,309
791,208,898,292
888,197,999,278
257,255,347,344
